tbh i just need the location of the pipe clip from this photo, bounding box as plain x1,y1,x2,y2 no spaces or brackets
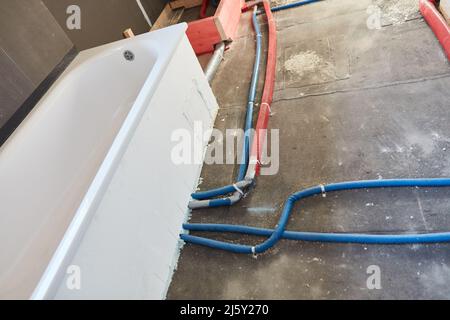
251,246,258,259
320,184,327,198
261,102,274,116
233,183,245,196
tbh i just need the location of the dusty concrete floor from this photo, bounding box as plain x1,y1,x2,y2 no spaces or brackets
168,0,450,299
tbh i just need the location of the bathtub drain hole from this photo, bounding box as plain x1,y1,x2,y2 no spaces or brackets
124,50,135,61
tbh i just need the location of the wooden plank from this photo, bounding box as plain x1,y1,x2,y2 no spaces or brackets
170,0,203,9
123,28,135,38
151,3,184,31
215,0,244,41
186,0,244,55
440,0,450,25
214,15,227,40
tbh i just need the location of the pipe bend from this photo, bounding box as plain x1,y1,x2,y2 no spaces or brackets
188,180,253,209
420,0,450,60
189,5,264,206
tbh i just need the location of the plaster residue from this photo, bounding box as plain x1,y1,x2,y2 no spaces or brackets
285,50,323,76
284,50,335,79
222,254,327,299
419,263,450,298
375,0,420,25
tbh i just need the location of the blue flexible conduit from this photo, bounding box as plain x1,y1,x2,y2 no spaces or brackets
238,7,262,182
191,1,324,204
181,1,450,253
182,179,450,254
271,0,323,12
183,224,450,244
191,185,239,201
190,6,263,203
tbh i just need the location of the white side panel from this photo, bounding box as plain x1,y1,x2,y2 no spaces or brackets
54,36,218,299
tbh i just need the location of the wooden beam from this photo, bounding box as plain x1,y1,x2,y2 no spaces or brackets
169,0,203,10
440,0,450,25
122,28,135,38
186,0,244,54
187,17,222,54
151,3,184,31
215,0,244,41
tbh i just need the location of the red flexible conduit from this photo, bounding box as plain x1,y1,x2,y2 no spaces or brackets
200,0,210,18
243,1,277,176
420,0,450,60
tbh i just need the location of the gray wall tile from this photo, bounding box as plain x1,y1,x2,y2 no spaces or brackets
0,0,73,86
0,48,35,128
42,0,165,50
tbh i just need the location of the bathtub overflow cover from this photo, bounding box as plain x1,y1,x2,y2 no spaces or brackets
124,50,135,61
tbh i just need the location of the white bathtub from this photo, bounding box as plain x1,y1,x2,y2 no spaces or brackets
0,23,218,299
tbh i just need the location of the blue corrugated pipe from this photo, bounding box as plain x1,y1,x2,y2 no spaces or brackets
182,178,450,254
271,0,323,12
183,224,450,244
189,6,263,208
191,1,325,206
238,5,262,181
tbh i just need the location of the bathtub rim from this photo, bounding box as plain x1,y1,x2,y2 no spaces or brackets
30,23,188,300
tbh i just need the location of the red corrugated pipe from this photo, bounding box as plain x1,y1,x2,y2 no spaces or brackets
420,0,450,60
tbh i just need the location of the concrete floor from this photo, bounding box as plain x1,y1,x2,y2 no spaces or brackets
167,0,450,299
